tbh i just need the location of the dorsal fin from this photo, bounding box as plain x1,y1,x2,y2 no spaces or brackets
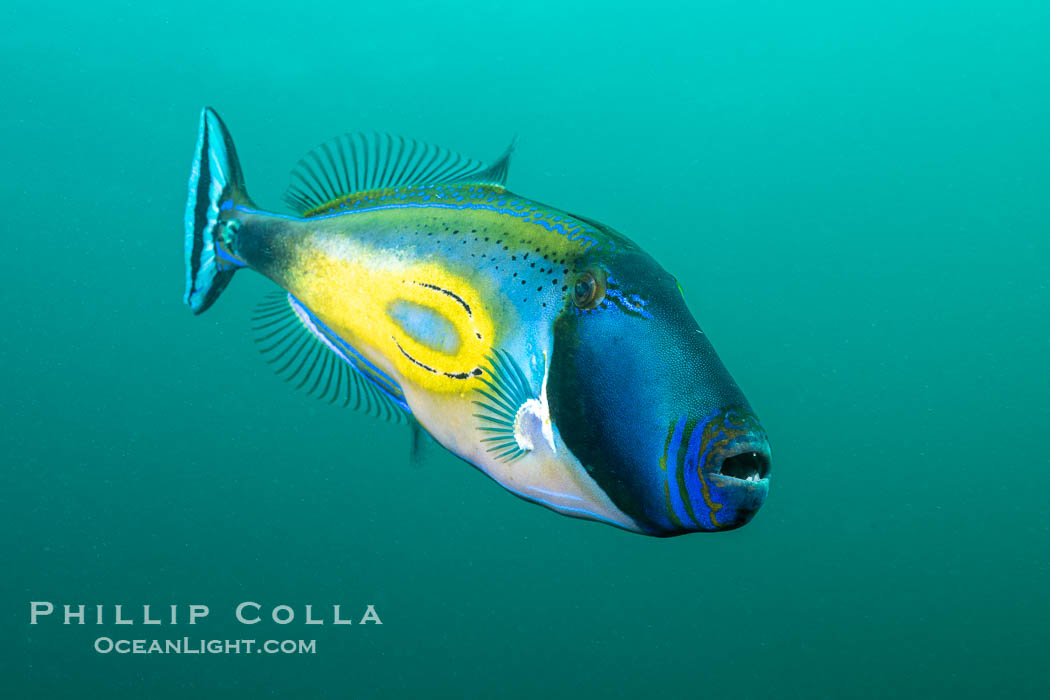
251,292,411,424
283,132,516,216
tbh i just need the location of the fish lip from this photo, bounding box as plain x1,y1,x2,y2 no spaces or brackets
705,439,772,485
708,473,771,490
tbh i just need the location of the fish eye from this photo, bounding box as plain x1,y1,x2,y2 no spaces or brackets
572,271,605,310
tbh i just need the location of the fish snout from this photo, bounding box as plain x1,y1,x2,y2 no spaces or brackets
661,407,772,533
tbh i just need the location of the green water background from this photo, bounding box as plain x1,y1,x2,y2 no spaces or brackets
2,1,1048,697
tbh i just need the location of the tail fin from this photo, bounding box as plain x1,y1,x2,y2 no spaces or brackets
184,107,252,314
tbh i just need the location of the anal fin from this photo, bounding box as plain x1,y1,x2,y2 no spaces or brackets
252,292,411,423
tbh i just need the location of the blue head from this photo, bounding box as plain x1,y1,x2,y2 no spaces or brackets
548,238,771,535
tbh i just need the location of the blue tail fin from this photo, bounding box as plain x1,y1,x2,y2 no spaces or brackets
184,107,251,314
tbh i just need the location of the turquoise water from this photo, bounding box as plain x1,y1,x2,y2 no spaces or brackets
3,0,1048,697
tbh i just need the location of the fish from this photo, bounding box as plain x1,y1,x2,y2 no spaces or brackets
183,107,772,536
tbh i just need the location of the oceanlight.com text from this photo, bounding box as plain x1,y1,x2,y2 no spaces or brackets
93,637,317,655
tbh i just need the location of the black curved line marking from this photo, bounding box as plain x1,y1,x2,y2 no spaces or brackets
392,337,481,380
412,281,472,317
394,337,438,373
447,368,481,380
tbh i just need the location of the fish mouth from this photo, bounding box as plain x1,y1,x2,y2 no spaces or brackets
708,441,772,486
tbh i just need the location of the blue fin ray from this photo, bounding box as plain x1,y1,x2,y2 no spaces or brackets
184,107,252,314
470,350,537,463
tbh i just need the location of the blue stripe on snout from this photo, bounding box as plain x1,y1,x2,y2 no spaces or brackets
665,416,696,528
683,414,719,528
